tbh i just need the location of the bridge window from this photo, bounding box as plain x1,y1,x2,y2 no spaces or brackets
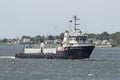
79,36,87,41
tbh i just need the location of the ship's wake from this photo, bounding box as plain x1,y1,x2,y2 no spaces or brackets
0,56,15,59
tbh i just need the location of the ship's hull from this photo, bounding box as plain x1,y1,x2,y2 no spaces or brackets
15,46,95,59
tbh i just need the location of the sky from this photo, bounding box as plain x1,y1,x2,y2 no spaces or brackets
0,0,120,38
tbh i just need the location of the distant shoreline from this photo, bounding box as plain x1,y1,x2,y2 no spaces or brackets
0,44,120,48
95,44,120,48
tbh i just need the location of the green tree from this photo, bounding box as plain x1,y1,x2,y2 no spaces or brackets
2,38,8,44
96,34,102,40
33,35,44,44
88,33,96,39
101,32,110,40
47,35,54,40
22,36,31,40
111,32,120,45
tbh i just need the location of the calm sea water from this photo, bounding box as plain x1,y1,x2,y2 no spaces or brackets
0,45,120,80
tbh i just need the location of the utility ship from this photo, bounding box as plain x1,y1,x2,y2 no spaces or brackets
15,16,95,59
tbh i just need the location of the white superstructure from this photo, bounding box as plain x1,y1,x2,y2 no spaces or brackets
23,16,93,54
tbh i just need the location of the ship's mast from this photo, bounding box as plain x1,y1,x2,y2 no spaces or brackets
73,16,80,31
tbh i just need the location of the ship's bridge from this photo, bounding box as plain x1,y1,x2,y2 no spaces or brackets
69,35,88,44
62,16,93,47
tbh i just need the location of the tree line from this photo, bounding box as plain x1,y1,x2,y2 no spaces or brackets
88,32,120,45
0,33,64,45
0,32,120,45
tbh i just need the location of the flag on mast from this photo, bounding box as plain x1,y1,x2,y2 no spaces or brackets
69,20,72,23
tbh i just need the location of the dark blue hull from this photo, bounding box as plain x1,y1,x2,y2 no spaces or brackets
15,46,95,59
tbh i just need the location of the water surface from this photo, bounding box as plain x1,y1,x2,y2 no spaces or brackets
0,45,120,80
